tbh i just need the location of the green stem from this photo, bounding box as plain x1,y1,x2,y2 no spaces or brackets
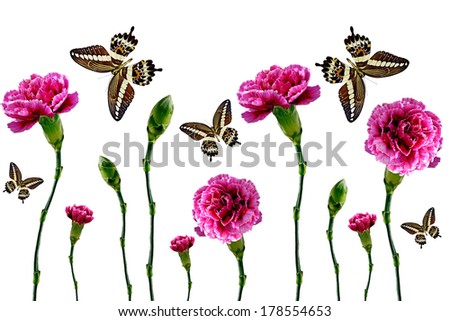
69,244,78,301
32,149,62,301
117,190,132,301
382,192,402,301
186,270,192,301
293,143,305,301
237,257,246,301
364,252,373,301
326,217,340,300
144,141,156,301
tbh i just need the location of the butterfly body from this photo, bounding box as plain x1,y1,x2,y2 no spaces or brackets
180,99,241,161
3,162,43,203
70,27,162,121
316,27,409,122
401,207,441,248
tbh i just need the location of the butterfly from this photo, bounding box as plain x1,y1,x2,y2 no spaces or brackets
70,26,162,121
180,99,241,161
3,162,44,203
315,26,409,122
401,207,441,249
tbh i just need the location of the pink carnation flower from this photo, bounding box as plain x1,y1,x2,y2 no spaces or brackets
2,72,79,133
170,235,195,253
193,174,262,243
66,205,94,225
237,64,320,123
365,98,442,175
348,213,377,234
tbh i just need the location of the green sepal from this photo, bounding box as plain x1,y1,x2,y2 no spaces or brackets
39,114,64,152
272,105,302,145
98,156,121,192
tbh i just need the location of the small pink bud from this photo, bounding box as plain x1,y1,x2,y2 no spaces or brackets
170,235,195,253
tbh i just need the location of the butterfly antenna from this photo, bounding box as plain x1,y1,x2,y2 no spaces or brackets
315,62,324,67
129,26,135,35
349,26,355,36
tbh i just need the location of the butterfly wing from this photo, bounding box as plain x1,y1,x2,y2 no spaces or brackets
110,26,138,61
127,60,163,86
108,73,135,121
344,26,372,67
180,122,215,141
9,162,22,183
339,69,365,123
423,207,436,231
70,45,118,72
180,122,218,161
360,51,409,78
21,177,44,190
401,222,424,235
212,99,232,130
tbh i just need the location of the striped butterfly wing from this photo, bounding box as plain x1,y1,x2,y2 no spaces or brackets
423,207,441,239
423,207,436,231
316,57,365,122
212,99,241,147
70,45,118,72
108,60,163,121
4,162,22,193
110,26,138,61
180,122,218,161
360,51,409,78
401,222,427,248
18,177,44,203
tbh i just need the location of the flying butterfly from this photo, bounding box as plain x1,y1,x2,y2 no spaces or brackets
70,26,162,121
401,207,441,249
315,26,409,122
3,162,44,203
180,99,241,161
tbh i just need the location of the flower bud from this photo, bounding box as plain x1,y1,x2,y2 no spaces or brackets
147,95,174,142
272,105,302,145
328,179,348,217
98,156,121,192
384,168,404,194
358,230,373,254
349,213,376,253
38,114,64,151
170,236,194,271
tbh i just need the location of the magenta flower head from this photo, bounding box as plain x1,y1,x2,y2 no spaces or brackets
2,72,79,133
193,174,262,243
66,204,94,225
170,235,195,254
66,205,93,246
365,98,442,176
349,213,377,253
237,64,320,123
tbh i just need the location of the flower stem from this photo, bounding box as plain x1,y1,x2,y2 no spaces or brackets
382,192,401,300
68,244,78,301
293,143,305,301
32,149,62,301
326,217,340,300
364,252,373,301
143,141,156,301
186,270,192,301
237,257,246,301
116,190,132,301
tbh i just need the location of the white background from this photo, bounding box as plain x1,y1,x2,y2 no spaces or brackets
0,0,448,319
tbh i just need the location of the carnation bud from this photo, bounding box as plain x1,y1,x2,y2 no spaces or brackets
147,95,174,142
328,179,348,217
38,114,64,151
98,156,121,192
384,168,404,194
272,105,302,145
